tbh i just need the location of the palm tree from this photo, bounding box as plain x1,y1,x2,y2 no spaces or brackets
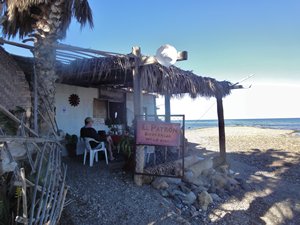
0,0,93,133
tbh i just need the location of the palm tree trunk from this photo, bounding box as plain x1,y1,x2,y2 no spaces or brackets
32,0,64,134
33,38,57,134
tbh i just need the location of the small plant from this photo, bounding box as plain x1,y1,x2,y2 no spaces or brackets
65,133,78,157
118,133,134,159
105,118,119,134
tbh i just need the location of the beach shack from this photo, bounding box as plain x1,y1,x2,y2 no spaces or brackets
1,39,242,180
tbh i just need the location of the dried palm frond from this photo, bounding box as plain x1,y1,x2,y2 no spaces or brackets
58,55,233,98
1,0,93,39
11,50,233,98
73,0,93,29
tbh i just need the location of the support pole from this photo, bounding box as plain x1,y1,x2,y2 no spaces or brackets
132,47,144,186
33,57,38,134
165,94,171,122
216,96,226,163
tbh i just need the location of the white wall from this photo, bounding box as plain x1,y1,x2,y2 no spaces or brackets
56,84,97,136
56,84,109,155
55,84,157,155
126,92,156,126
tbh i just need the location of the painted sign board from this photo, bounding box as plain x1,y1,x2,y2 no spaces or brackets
136,120,181,147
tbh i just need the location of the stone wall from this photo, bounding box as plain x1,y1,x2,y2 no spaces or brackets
0,47,31,111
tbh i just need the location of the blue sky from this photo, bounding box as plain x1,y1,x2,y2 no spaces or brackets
3,0,300,119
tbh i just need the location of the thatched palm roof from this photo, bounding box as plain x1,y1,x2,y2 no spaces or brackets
0,47,31,111
59,56,234,98
9,51,235,98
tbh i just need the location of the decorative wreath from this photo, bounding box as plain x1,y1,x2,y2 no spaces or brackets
68,94,80,107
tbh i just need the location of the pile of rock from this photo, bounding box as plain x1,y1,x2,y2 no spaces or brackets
150,156,246,220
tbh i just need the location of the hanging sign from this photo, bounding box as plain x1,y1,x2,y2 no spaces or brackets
136,120,181,147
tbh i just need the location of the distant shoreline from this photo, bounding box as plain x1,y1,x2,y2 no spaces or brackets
186,125,299,133
184,118,300,134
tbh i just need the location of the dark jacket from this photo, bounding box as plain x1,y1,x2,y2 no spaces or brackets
80,127,106,148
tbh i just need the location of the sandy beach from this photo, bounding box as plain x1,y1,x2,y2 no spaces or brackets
186,126,300,224
186,126,299,153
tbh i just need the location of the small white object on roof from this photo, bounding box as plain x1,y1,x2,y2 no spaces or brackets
155,44,178,67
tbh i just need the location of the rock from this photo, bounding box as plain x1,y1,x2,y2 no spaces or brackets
179,183,191,194
175,216,191,225
166,185,178,197
218,164,229,174
183,171,209,187
181,191,197,205
210,193,222,202
191,185,208,195
198,191,213,211
236,177,251,191
142,175,154,184
165,177,182,185
211,172,228,190
191,177,205,186
202,168,216,178
173,190,197,205
160,190,169,197
172,189,186,197
175,207,182,215
216,188,226,197
0,145,18,174
208,183,216,193
182,155,204,169
183,170,194,183
190,205,197,213
225,177,239,191
188,158,213,178
189,205,201,217
151,177,169,190
229,169,235,175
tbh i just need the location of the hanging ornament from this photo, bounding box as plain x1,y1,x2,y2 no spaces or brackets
68,94,80,107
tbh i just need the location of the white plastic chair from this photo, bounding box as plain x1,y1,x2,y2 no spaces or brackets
83,137,108,167
145,146,156,165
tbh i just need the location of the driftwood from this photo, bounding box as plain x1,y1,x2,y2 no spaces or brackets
20,168,28,224
0,104,38,137
0,103,67,225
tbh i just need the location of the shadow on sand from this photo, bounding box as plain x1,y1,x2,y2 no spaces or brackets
188,140,300,224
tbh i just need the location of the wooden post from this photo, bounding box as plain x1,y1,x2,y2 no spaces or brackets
20,168,28,225
132,47,142,117
216,96,226,163
33,60,39,134
132,46,144,186
165,94,171,122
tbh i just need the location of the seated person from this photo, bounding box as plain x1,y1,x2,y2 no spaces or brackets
80,117,115,161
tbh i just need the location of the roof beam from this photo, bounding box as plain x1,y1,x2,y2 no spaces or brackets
0,37,124,57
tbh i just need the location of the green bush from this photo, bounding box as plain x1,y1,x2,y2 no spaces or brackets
65,133,78,157
118,135,134,159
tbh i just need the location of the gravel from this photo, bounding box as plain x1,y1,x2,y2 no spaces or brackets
59,157,180,225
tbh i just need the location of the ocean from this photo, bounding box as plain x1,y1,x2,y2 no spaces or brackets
184,118,300,132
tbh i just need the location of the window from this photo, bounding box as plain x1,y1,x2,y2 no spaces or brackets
108,102,126,124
